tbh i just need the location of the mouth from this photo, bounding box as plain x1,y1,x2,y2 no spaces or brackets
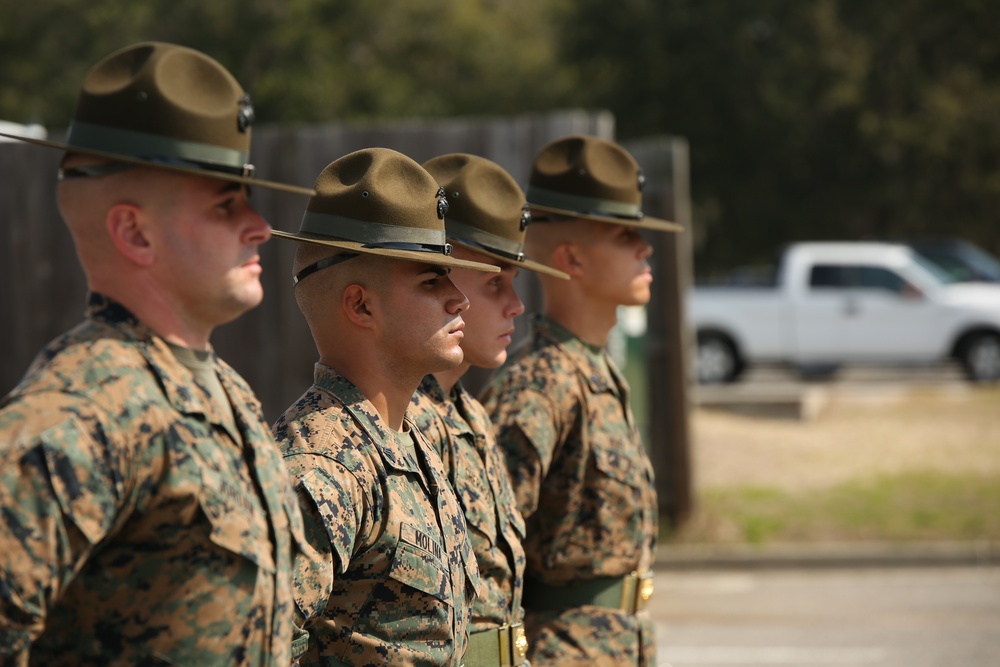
448,320,465,337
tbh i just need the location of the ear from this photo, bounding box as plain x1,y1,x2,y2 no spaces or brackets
551,242,587,278
106,202,154,267
341,283,376,328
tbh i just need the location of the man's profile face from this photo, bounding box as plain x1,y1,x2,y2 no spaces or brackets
374,260,470,377
572,221,654,307
152,174,271,328
446,246,524,370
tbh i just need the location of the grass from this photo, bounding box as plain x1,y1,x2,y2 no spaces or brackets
665,470,1000,545
658,384,1000,546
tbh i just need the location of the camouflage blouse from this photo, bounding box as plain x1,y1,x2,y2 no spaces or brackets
275,365,481,667
0,293,305,666
480,314,659,666
409,375,526,632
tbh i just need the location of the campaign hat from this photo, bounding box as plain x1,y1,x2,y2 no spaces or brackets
423,153,569,279
272,148,501,282
527,135,682,232
0,41,313,195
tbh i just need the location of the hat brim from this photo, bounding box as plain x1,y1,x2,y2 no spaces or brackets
529,202,683,233
0,131,316,196
271,230,501,273
450,240,570,280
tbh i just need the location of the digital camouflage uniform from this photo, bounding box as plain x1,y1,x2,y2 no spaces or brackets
409,375,528,666
480,314,658,667
0,293,305,667
274,365,481,667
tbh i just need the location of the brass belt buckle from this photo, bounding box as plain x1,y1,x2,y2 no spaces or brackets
498,622,528,666
636,573,654,612
619,571,654,614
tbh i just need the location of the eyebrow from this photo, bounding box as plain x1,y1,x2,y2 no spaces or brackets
419,265,450,277
215,181,245,196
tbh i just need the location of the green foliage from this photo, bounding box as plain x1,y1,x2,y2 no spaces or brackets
3,0,1000,269
0,0,572,126
557,0,1000,270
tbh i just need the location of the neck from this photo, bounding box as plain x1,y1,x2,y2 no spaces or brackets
433,361,470,395
90,275,213,350
321,351,420,432
544,296,617,347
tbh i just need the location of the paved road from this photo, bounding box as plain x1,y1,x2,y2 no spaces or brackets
650,566,1000,667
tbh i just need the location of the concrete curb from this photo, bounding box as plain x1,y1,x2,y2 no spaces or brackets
654,540,1000,570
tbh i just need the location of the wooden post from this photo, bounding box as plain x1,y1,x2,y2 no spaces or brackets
625,137,694,527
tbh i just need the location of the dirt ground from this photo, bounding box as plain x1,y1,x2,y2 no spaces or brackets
691,384,1000,492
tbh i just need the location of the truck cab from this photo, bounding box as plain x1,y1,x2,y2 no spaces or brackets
690,242,1000,383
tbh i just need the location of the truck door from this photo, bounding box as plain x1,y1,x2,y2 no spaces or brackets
791,264,855,361
845,266,941,360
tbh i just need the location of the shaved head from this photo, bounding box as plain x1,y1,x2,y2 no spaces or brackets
292,243,392,326
56,156,186,277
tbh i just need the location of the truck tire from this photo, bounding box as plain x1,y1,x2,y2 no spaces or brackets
696,332,742,384
959,332,1000,383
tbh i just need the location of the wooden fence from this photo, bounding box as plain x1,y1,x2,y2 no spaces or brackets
0,109,693,523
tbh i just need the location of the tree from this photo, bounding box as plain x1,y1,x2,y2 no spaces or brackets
557,0,1000,272
0,0,571,127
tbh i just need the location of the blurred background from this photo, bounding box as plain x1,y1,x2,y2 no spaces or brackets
3,0,1000,539
4,0,1000,271
2,3,1000,662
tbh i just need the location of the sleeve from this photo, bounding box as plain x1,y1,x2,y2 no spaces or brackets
0,402,125,661
484,387,560,519
287,458,366,625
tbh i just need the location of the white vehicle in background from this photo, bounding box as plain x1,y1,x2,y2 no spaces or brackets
689,242,1000,383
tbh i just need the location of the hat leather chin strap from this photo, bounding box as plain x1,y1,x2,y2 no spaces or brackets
292,253,360,285
58,162,136,179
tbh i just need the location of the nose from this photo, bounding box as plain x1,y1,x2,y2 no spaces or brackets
506,287,525,319
244,205,272,244
638,237,653,259
446,275,470,314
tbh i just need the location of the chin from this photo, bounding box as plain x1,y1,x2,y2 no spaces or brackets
629,287,652,305
473,352,506,370
440,348,466,369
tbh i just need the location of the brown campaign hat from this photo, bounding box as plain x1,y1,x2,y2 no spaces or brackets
272,148,501,281
0,41,314,195
527,135,682,232
423,153,569,280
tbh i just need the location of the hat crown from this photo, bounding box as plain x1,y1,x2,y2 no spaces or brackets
273,148,503,274
423,153,528,245
68,41,252,167
422,153,570,279
304,148,448,244
530,135,642,209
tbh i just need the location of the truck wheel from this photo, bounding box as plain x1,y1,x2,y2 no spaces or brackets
696,332,741,384
959,332,1000,383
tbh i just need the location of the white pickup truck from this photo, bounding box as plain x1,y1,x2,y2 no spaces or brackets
690,242,1000,383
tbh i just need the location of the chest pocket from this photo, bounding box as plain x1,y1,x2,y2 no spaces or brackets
199,464,275,573
389,523,452,603
591,434,646,490
37,430,117,547
454,458,499,545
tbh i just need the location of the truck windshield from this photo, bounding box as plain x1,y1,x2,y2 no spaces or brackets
911,253,961,285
